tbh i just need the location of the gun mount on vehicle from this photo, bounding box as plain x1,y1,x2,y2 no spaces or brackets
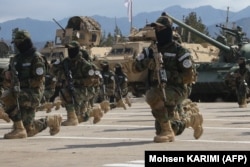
40,16,102,61
166,13,250,101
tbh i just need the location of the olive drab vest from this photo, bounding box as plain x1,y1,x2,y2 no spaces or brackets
62,55,96,87
13,50,45,89
158,42,196,85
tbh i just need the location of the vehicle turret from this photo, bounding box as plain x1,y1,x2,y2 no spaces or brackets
41,16,102,61
164,13,250,102
164,14,250,62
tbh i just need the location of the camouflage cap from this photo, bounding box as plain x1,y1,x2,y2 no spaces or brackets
12,30,31,43
238,56,246,61
115,63,122,68
101,61,109,65
66,41,80,48
151,15,172,28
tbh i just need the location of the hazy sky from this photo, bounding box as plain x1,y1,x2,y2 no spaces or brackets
0,0,249,23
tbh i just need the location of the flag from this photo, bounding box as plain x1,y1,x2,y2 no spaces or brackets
124,0,132,22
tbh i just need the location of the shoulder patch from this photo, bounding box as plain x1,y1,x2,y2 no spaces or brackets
183,59,192,68
36,67,44,75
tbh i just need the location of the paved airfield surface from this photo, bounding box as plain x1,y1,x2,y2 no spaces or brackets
1,97,250,167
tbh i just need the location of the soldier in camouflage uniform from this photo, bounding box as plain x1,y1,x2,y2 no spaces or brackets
36,56,61,113
1,30,62,139
79,49,110,113
134,13,203,143
0,69,11,122
225,57,250,108
111,63,131,110
234,57,250,107
99,61,116,111
57,41,103,126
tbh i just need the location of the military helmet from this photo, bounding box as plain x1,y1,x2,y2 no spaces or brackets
11,30,31,43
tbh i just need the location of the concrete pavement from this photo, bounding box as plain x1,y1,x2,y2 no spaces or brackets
0,97,250,167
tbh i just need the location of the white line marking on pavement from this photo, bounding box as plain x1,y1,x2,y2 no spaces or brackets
28,136,250,144
103,160,144,167
1,123,250,130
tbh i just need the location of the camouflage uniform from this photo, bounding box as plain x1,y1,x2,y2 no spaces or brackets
99,61,116,111
134,13,203,142
57,41,103,126
1,30,62,139
36,57,61,113
225,57,250,107
111,63,131,110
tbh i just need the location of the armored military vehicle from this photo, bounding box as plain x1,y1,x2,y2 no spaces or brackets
94,25,221,97
93,26,156,97
0,33,12,86
166,13,250,102
0,40,10,74
40,16,102,61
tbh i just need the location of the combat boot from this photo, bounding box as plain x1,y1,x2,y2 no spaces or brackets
125,96,132,107
61,111,79,126
116,99,127,110
239,104,247,108
0,108,10,122
53,100,62,110
100,100,110,113
185,113,203,139
46,114,62,135
4,121,27,139
90,106,103,124
110,103,116,110
153,120,175,143
43,102,54,113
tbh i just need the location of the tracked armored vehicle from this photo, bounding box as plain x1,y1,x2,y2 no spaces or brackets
166,13,250,102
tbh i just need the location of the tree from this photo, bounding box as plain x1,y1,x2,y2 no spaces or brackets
179,12,209,43
99,24,127,46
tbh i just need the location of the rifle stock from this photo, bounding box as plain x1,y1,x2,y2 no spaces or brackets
63,59,78,105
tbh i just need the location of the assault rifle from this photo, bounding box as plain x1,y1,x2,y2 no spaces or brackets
10,57,20,111
152,44,167,103
115,75,123,100
63,59,78,105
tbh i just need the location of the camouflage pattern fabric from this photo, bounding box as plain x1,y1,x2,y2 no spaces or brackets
1,47,47,134
58,53,99,120
134,41,197,138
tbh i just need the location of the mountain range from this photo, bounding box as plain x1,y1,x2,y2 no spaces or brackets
1,5,250,49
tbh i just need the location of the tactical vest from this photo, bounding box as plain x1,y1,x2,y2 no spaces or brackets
14,50,45,88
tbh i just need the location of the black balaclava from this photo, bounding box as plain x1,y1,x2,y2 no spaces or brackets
155,26,173,47
68,47,80,59
15,38,33,53
115,66,122,75
239,59,246,70
102,64,109,72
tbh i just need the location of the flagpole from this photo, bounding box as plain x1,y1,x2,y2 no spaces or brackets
130,0,133,33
